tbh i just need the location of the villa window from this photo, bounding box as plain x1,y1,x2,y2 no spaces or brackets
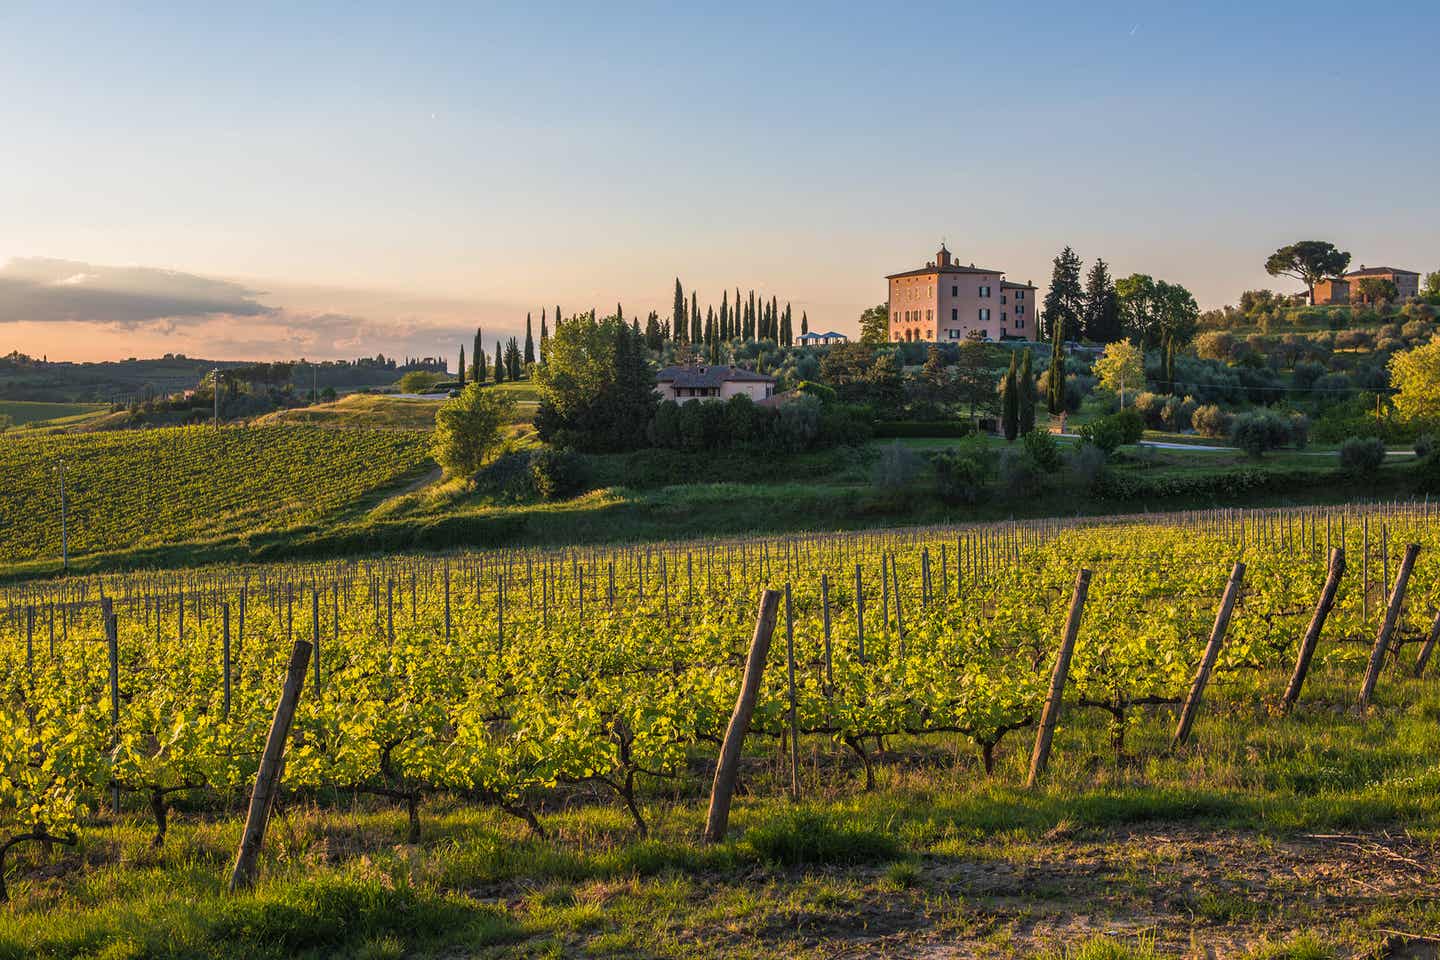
951,307,957,321
951,285,958,296
978,308,991,322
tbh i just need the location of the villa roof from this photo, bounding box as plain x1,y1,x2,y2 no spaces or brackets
886,263,1004,280
1345,266,1419,277
655,364,775,388
1000,280,1036,289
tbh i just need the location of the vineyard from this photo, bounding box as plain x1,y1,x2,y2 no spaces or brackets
3,504,1440,957
0,425,431,565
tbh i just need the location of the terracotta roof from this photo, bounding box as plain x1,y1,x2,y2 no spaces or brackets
655,364,775,388
1345,266,1419,277
1001,280,1036,289
886,264,1004,279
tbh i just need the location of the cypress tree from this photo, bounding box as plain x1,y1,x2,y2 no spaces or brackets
506,337,521,380
1018,349,1035,434
555,306,562,333
494,340,505,383
1048,314,1065,415
780,303,793,346
705,306,715,345
690,291,701,344
747,290,756,340
473,327,483,380
735,288,742,338
801,311,808,337
524,313,535,366
1002,352,1019,441
458,346,466,388
539,312,549,365
673,279,686,344
719,290,729,341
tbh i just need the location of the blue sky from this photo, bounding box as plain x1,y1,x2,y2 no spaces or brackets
1,1,1436,360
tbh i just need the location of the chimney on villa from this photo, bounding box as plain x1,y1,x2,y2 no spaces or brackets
936,243,952,268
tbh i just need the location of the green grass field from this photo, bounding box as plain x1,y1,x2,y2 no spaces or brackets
255,393,444,431
0,400,107,428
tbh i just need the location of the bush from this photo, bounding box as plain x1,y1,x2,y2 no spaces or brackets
1416,434,1437,459
528,448,588,501
1415,449,1440,494
997,447,1043,497
431,384,515,478
1066,441,1108,490
1078,408,1144,454
1132,392,1165,429
1228,411,1293,458
472,450,537,501
873,420,975,438
1022,428,1062,471
872,442,924,491
931,440,996,504
398,371,445,393
1339,436,1386,477
1161,395,1198,432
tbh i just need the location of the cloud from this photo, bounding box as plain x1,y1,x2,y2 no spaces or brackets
0,256,531,362
0,257,275,327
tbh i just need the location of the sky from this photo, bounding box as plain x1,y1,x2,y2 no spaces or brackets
1,1,1437,363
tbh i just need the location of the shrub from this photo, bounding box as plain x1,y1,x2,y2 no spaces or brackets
1078,408,1143,454
1288,412,1310,450
1415,449,1440,494
1186,402,1232,437
1334,330,1372,351
1132,392,1165,429
998,447,1043,497
528,448,588,501
472,450,537,501
872,442,924,491
1416,434,1436,459
1229,411,1295,457
1161,395,1198,432
431,384,515,478
873,420,975,439
1402,320,1433,342
1066,441,1108,490
931,438,996,504
1023,428,1062,471
1339,436,1386,477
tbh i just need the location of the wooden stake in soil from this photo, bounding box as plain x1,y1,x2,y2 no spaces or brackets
229,639,313,891
1281,548,1345,714
1171,561,1245,749
1359,543,1420,712
1026,568,1091,788
704,589,781,844
785,583,799,800
1412,608,1440,678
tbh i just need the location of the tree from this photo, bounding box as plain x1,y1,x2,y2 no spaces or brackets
431,383,515,478
780,303,793,346
1155,281,1199,349
505,337,522,380
801,311,809,337
1424,271,1440,302
672,279,687,344
1115,274,1159,344
533,312,658,452
539,312,549,365
524,314,536,365
1017,349,1036,434
458,346,466,389
859,304,890,344
494,340,505,383
1081,259,1122,343
473,327,484,381
1353,277,1398,304
954,339,999,425
1389,339,1440,423
1047,310,1066,415
1001,352,1019,441
1042,246,1083,342
1265,241,1351,305
1093,339,1144,406
690,291,701,344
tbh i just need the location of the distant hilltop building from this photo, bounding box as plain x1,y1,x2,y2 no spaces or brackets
655,363,776,403
886,244,1036,343
1312,265,1421,305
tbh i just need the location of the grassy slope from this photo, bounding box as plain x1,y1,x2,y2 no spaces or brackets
254,394,443,430
0,400,107,426
2,660,1436,958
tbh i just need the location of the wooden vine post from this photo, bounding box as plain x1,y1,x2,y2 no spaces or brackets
1358,543,1420,712
1171,561,1245,749
1281,548,1345,714
229,639,313,891
1026,568,1091,788
1412,607,1440,678
704,589,780,844
784,584,799,799
103,598,120,812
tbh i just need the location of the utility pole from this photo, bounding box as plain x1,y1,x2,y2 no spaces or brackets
58,460,68,574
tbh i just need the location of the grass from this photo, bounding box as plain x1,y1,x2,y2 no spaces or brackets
2,661,1434,957
0,400,108,430
254,393,443,431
